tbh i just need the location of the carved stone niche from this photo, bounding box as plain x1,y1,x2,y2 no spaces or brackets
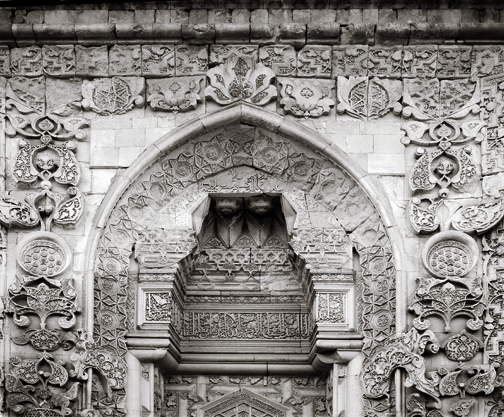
131,191,359,368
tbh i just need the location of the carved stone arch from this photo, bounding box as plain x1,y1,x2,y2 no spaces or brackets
84,103,406,415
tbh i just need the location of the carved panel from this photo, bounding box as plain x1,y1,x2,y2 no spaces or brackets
402,46,437,78
332,45,368,77
472,46,504,78
337,76,402,121
368,46,402,78
11,46,43,77
259,45,296,77
75,45,108,77
297,45,331,78
210,45,258,65
141,45,175,77
81,77,145,115
279,78,334,119
175,44,208,76
8,76,46,114
147,76,203,113
205,53,276,106
109,45,142,76
42,45,75,78
183,312,309,339
437,46,472,79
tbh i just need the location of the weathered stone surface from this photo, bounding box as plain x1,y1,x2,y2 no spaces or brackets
75,44,108,77
402,46,437,78
175,44,208,76
109,44,142,76
46,77,82,114
42,45,75,77
147,76,204,112
259,45,296,77
141,45,175,77
437,45,472,79
209,44,257,65
297,45,332,78
10,46,42,77
368,46,402,78
8,76,45,114
0,45,10,76
332,45,368,77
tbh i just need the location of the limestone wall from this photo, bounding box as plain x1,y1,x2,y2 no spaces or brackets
0,2,503,417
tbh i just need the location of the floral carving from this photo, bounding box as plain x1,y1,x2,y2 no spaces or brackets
361,329,440,401
5,353,79,416
205,54,276,106
147,77,203,113
452,197,504,234
442,330,482,361
403,120,483,197
279,78,334,119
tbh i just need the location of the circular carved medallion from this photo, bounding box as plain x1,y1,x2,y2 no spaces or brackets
428,241,471,277
422,231,478,278
17,232,72,277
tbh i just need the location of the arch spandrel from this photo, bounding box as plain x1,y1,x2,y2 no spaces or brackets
88,103,404,416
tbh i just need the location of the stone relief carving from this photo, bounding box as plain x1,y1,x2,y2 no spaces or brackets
437,46,472,79
81,77,145,115
297,46,331,78
42,45,75,78
183,312,309,339
205,53,276,106
147,77,203,113
141,45,175,77
279,78,334,119
259,45,296,77
332,46,368,77
93,125,395,416
336,76,402,121
368,46,402,78
10,46,43,77
410,231,483,333
362,328,440,401
402,119,483,197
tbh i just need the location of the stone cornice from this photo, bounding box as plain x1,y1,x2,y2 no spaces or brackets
2,21,504,47
1,6,504,47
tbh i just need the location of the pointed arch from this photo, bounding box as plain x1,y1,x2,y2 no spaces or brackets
83,102,407,408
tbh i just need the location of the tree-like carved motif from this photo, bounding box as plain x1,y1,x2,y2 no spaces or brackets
205,54,276,106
